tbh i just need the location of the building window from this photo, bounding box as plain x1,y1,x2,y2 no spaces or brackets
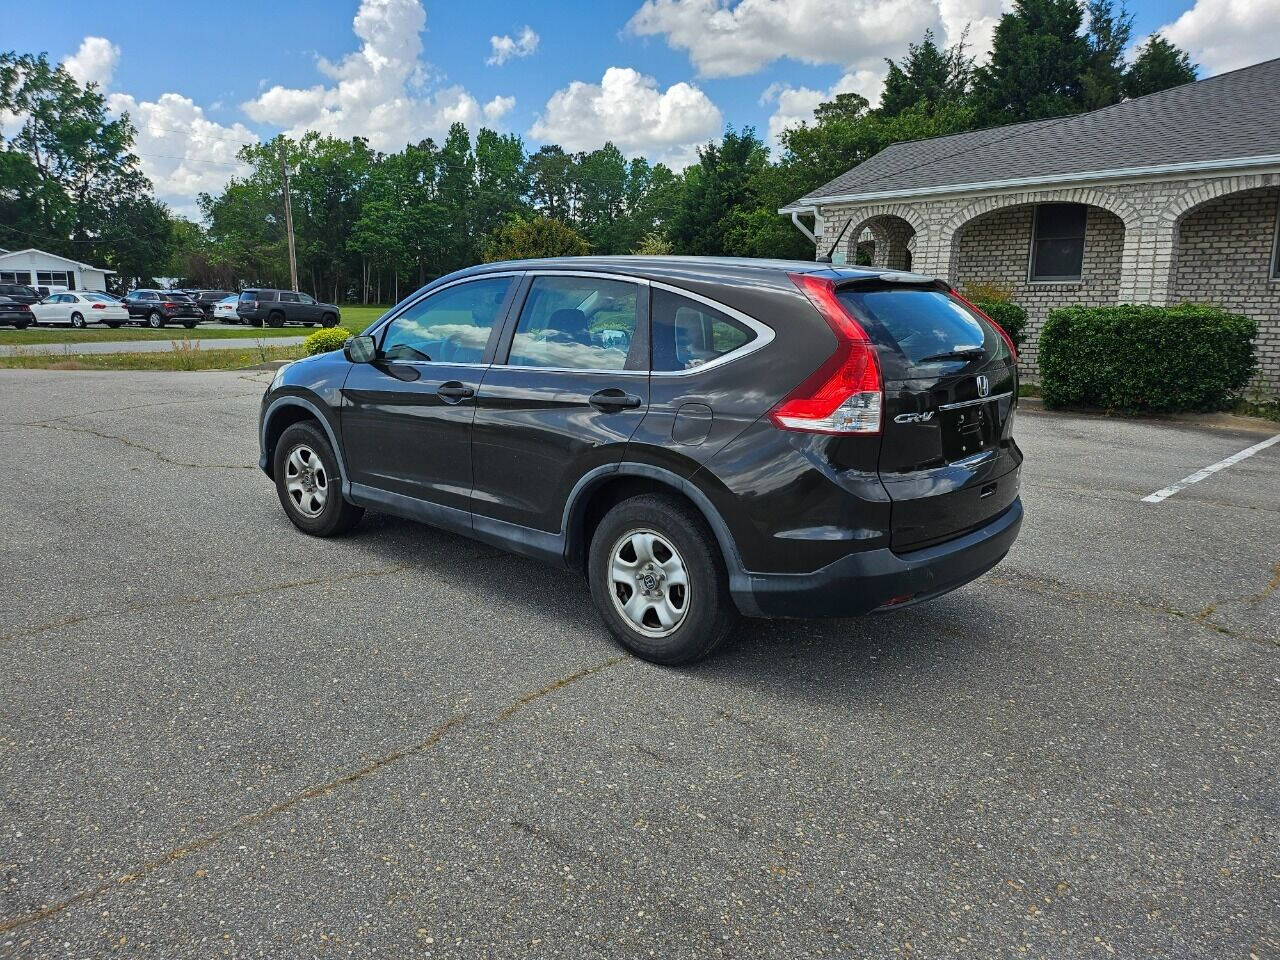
1030,203,1087,282
37,270,73,289
1271,201,1280,280
0,271,32,285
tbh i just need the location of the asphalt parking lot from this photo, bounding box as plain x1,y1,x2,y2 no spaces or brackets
1,370,1276,958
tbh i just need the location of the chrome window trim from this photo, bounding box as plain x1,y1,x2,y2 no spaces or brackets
646,279,775,378
368,268,777,378
937,391,1013,410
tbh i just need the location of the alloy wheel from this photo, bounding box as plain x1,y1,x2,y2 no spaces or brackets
284,444,328,517
608,528,690,637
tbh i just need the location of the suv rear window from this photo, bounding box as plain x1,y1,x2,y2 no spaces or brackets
837,284,1001,376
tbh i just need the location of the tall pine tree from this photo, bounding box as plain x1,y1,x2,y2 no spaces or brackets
1123,34,1198,99
879,29,973,116
971,0,1091,124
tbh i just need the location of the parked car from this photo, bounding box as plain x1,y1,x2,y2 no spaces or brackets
212,295,240,323
31,291,130,328
237,289,340,328
258,257,1024,664
189,289,235,319
0,295,34,328
121,289,205,328
0,283,42,305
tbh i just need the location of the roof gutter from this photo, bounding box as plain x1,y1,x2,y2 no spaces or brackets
789,210,817,244
778,153,1280,213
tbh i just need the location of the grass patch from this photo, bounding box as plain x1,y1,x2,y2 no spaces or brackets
1231,395,1280,422
0,341,306,371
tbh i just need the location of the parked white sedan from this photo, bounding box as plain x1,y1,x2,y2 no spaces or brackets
212,295,241,323
31,292,130,328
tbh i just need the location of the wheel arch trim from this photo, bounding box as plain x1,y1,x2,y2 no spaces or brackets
260,395,349,490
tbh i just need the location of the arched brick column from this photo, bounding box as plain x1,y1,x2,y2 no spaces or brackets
823,204,928,265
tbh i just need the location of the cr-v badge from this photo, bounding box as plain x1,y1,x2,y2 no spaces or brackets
894,411,935,424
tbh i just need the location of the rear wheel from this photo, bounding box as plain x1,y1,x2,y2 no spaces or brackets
246,316,263,327
104,321,122,329
588,493,738,665
70,312,86,329
13,321,29,330
182,320,197,329
147,311,165,329
273,421,363,537
267,310,285,328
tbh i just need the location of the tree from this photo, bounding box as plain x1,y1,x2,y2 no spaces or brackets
971,0,1091,123
526,145,576,222
1079,0,1134,110
95,197,174,289
0,52,150,250
484,215,589,262
1124,34,1197,99
668,128,770,256
879,30,972,116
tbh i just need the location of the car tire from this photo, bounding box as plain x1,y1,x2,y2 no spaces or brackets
273,421,364,537
104,321,122,329
13,321,29,330
246,316,263,327
70,312,86,329
147,311,165,329
182,320,197,329
321,312,338,327
588,493,738,665
267,311,285,328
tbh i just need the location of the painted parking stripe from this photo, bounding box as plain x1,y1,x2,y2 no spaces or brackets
1142,433,1280,503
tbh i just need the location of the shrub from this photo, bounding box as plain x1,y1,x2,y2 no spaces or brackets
304,326,355,356
971,298,1029,350
964,282,1013,303
1039,305,1256,412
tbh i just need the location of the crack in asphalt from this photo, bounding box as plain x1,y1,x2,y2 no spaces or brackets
987,569,1279,648
0,564,412,646
0,655,625,934
16,420,256,470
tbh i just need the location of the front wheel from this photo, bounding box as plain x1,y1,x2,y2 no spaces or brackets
70,312,86,329
147,311,165,329
273,421,364,537
321,312,338,328
588,493,738,665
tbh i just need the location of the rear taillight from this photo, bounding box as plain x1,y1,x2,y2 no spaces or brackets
950,290,1017,362
163,301,176,309
770,273,883,435
91,303,105,309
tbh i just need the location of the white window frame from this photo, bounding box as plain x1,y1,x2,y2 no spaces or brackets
1027,203,1088,285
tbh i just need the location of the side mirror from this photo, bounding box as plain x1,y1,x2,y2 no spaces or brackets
344,334,377,364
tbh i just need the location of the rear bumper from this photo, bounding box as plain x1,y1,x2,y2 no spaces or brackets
731,497,1022,618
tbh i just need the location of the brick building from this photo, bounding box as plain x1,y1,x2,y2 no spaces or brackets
780,58,1280,391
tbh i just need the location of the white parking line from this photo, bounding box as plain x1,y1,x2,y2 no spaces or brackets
1142,433,1280,503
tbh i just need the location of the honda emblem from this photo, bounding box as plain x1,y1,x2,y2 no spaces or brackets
976,375,990,398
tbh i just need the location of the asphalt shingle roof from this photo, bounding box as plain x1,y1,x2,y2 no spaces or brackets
791,57,1280,206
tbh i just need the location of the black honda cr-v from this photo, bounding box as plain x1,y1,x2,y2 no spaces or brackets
259,257,1023,663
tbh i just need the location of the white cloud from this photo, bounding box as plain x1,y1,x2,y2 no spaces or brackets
529,66,722,166
762,69,884,148
627,0,944,78
487,26,539,65
1155,0,1279,75
937,0,1010,63
107,91,258,218
64,36,120,89
242,0,501,151
483,95,516,125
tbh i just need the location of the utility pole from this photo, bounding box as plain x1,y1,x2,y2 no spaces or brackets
281,148,299,292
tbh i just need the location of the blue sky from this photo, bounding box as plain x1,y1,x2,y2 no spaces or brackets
4,0,1268,215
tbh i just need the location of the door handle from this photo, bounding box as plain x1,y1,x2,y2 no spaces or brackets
589,388,643,412
436,381,474,404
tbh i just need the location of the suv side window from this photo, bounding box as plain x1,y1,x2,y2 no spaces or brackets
298,293,315,305
650,288,754,372
279,292,299,303
141,292,158,301
381,276,514,363
506,275,639,370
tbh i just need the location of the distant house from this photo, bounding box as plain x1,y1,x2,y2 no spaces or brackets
781,57,1280,390
0,248,115,293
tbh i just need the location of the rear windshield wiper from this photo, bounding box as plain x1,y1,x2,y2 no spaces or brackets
918,347,985,363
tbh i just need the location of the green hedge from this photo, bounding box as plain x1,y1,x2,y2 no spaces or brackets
304,326,354,356
1040,305,1256,412
971,298,1028,350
